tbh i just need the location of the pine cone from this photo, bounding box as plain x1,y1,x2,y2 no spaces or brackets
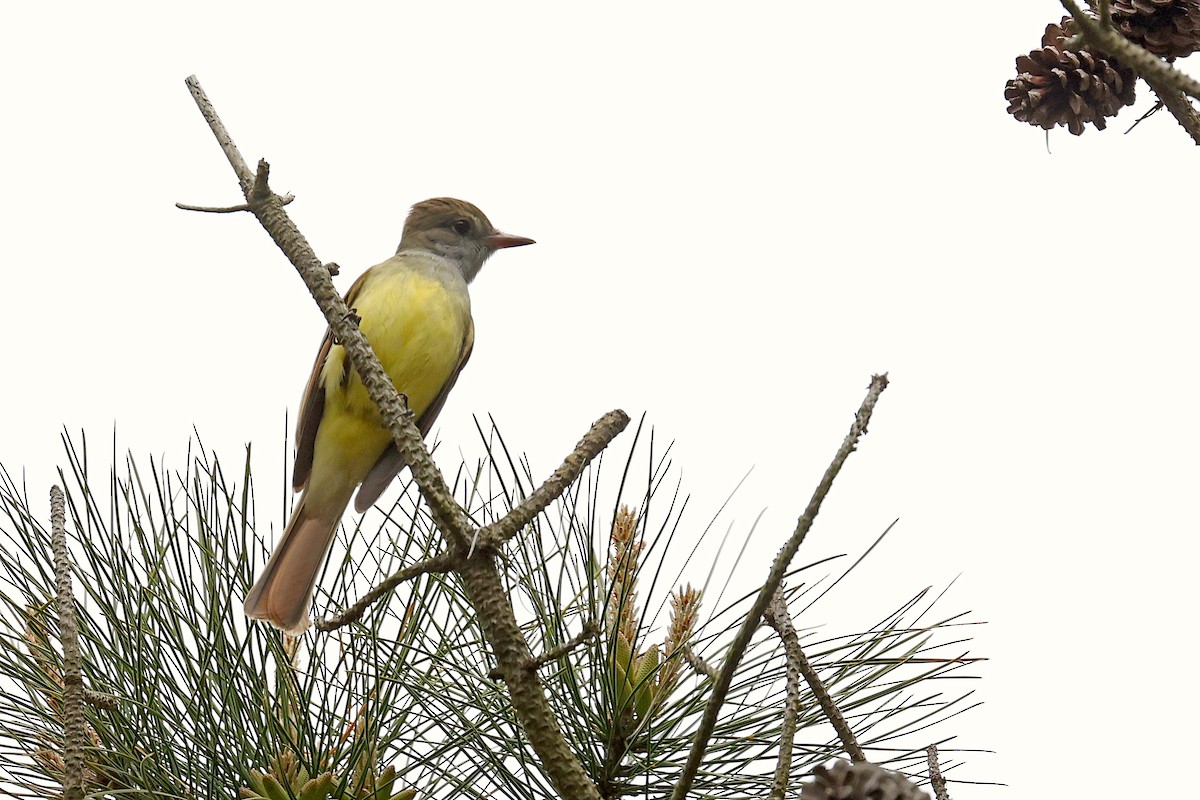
1004,17,1137,135
801,760,930,800
1111,0,1200,58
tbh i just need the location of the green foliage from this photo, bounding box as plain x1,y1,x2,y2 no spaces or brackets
0,422,981,799
0,434,428,799
380,419,982,798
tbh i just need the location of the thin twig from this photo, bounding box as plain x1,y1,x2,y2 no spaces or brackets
82,689,118,711
762,591,802,800
1145,78,1200,146
175,202,251,213
792,626,865,763
50,486,85,800
681,645,717,680
498,621,602,680
185,77,254,196
671,374,889,800
531,620,601,670
175,195,294,213
321,410,630,627
1123,99,1165,134
184,75,609,800
478,410,630,550
927,745,951,800
316,552,457,631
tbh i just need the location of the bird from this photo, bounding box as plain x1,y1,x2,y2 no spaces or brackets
244,197,534,634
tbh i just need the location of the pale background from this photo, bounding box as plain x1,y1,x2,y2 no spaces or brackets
3,2,1197,796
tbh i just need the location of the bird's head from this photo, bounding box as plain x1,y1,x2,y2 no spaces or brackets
397,197,534,283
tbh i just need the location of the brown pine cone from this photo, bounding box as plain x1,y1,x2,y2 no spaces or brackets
1111,0,1200,59
1004,17,1137,135
800,760,930,800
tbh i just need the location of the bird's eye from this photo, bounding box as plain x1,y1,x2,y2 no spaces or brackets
451,219,472,235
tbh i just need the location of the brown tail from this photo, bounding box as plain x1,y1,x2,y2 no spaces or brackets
244,496,341,635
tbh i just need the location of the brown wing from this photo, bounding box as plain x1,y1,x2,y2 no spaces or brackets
353,317,475,512
292,270,374,492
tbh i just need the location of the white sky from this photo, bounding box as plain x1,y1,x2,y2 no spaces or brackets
3,2,1198,797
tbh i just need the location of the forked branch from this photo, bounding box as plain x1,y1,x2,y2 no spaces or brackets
671,374,889,800
764,587,865,800
182,75,617,800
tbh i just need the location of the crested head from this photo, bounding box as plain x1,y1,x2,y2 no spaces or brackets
396,197,534,283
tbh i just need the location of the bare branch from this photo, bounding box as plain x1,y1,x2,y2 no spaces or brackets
50,486,84,800
531,620,600,670
82,689,118,711
672,374,889,800
176,194,294,213
478,410,630,550
175,202,251,213
781,606,865,763
251,159,272,201
316,552,457,631
762,591,802,799
491,620,601,680
680,644,717,680
185,76,255,193
927,744,951,800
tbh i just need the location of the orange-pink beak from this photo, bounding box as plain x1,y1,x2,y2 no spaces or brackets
485,232,536,250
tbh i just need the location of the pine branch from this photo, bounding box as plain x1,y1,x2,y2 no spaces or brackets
50,486,85,800
762,591,802,800
672,374,889,800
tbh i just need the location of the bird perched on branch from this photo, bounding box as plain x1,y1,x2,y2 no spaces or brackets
244,197,534,634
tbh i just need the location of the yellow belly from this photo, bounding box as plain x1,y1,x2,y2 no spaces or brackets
308,261,469,499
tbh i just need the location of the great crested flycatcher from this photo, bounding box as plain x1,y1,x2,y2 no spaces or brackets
244,197,534,634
